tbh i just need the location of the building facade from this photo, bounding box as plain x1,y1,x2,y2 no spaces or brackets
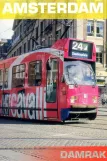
7,19,107,82
7,20,73,57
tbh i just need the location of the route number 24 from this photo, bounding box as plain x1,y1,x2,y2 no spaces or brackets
72,41,88,51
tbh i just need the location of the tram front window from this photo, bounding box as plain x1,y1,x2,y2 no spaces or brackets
64,61,96,86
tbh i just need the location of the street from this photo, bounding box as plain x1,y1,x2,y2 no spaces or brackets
0,106,107,160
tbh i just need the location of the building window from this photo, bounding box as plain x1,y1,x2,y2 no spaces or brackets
40,21,44,36
36,27,38,39
19,47,22,55
96,53,103,63
41,39,45,46
20,24,22,34
65,28,69,38
28,61,42,86
56,29,61,40
14,51,16,56
96,21,104,37
12,64,25,88
87,20,94,36
24,43,26,53
17,48,19,55
16,27,19,37
32,37,35,50
48,36,52,47
14,31,16,39
28,40,30,51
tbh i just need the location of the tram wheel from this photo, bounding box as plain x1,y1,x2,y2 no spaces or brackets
88,113,97,120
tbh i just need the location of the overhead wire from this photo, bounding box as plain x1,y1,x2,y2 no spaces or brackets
0,28,12,35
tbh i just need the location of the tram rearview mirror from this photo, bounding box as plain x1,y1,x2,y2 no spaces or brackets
61,75,65,83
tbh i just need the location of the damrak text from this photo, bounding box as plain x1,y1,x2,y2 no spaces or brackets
60,151,107,158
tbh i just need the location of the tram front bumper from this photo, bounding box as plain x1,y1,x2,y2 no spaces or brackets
69,108,96,114
61,107,97,121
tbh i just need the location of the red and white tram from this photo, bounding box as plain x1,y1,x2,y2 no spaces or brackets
0,38,98,122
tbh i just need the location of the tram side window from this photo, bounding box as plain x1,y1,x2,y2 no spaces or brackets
0,70,3,88
12,64,25,88
46,59,58,103
28,61,42,86
4,69,8,88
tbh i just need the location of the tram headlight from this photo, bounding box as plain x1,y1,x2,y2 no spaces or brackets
92,96,97,103
70,96,77,103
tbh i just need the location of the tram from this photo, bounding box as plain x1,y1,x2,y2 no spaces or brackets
0,38,98,121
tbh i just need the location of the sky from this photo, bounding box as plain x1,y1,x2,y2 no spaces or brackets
0,20,14,39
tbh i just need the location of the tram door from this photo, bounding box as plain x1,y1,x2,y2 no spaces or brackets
45,58,59,119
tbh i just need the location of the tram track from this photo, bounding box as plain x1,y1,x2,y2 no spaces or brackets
0,110,107,148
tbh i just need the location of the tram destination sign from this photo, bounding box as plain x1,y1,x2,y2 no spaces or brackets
69,40,93,59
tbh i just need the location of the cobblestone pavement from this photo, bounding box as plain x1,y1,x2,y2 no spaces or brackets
0,106,107,160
